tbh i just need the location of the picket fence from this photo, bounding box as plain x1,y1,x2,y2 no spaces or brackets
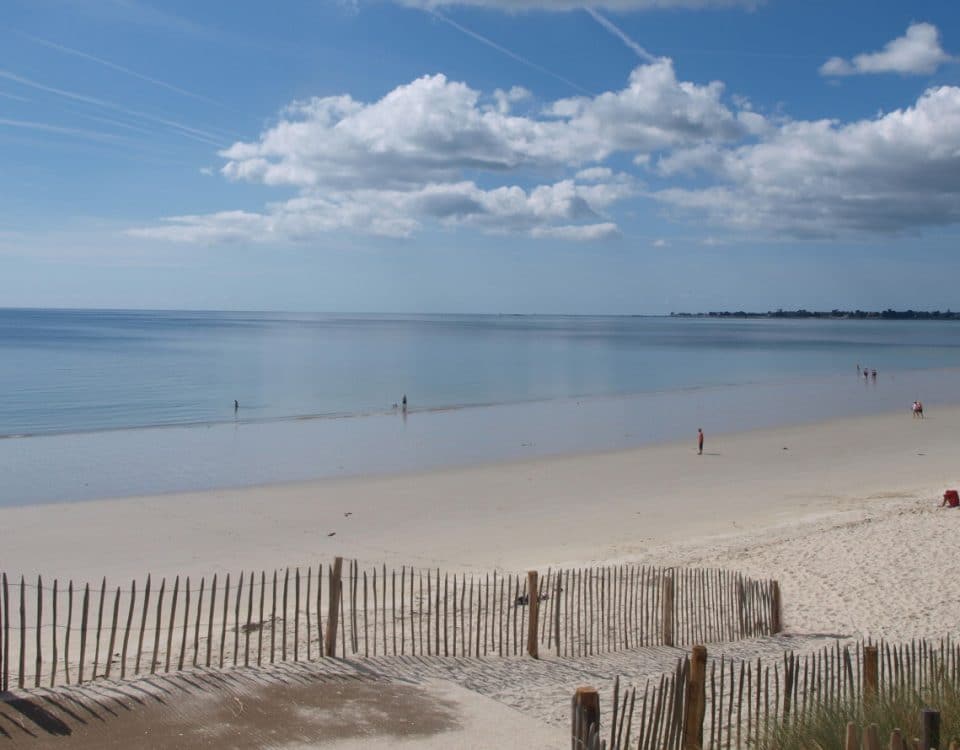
591,636,960,750
0,561,779,691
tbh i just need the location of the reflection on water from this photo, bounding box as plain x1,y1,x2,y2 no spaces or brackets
3,309,960,437
2,365,957,507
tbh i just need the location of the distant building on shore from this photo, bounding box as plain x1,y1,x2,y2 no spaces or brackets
669,309,959,320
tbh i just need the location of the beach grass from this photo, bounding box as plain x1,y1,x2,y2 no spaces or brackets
766,679,960,749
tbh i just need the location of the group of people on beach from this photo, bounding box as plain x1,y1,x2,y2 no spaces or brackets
856,364,877,381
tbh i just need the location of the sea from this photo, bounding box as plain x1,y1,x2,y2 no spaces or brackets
3,308,960,506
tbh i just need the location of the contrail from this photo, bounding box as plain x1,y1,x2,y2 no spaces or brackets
0,90,31,102
585,9,657,63
0,70,228,147
0,117,127,142
70,110,167,138
0,117,199,164
430,11,594,96
18,32,226,108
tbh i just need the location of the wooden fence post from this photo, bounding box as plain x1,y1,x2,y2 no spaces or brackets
662,571,675,647
34,576,42,688
736,576,746,639
554,571,562,657
863,645,879,703
683,645,708,750
571,687,600,750
770,581,782,634
324,557,343,658
844,721,858,750
920,708,940,750
862,723,880,750
527,571,539,659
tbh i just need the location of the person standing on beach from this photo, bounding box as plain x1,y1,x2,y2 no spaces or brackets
697,428,704,455
402,394,407,413
234,399,239,411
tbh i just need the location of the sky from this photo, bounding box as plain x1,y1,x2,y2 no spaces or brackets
1,0,959,314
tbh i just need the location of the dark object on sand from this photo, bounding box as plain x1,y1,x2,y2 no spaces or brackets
515,592,552,606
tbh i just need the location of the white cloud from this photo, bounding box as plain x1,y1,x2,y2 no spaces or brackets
531,223,620,241
654,143,724,175
133,52,960,246
655,86,960,236
576,166,614,181
545,59,748,154
820,23,953,77
135,61,738,243
130,178,635,242
217,62,745,192
652,238,668,247
492,85,530,114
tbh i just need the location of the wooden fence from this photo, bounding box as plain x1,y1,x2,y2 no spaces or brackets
0,561,779,691
842,711,956,750
606,637,960,749
575,682,958,750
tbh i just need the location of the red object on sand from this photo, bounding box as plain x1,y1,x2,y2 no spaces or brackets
944,490,959,507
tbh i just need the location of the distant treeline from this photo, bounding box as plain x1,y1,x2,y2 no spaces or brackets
670,309,960,320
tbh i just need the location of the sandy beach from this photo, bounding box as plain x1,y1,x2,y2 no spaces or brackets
2,404,959,746
2,403,956,638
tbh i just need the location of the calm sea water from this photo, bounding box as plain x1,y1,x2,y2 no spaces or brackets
4,309,960,437
3,309,960,505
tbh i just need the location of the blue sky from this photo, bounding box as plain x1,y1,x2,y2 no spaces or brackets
1,0,958,313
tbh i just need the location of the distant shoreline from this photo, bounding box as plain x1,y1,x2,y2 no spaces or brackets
670,309,960,320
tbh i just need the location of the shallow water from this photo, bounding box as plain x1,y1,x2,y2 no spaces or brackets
3,309,960,437
3,364,959,507
3,309,960,506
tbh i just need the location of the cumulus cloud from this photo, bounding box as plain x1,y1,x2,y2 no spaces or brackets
131,178,635,242
545,59,746,152
134,60,739,243
133,51,960,245
218,62,745,191
654,143,724,175
492,85,530,114
655,86,960,235
531,223,620,241
576,166,614,181
820,23,953,77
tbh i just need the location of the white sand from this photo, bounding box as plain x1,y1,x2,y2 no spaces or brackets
0,409,960,592
2,405,957,645
5,405,960,746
